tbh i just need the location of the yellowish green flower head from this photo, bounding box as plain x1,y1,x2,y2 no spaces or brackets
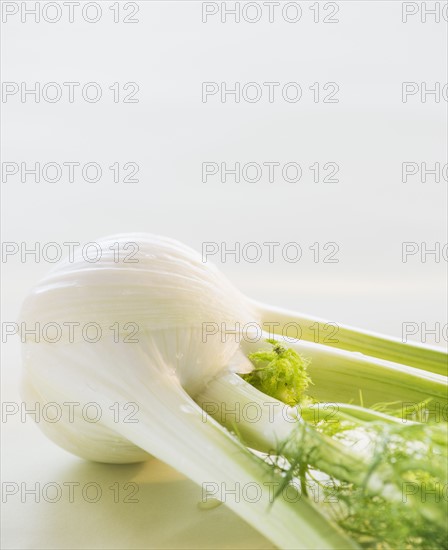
242,339,312,406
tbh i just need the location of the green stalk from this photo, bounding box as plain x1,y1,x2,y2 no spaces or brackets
240,336,448,409
299,402,416,425
252,301,447,376
196,374,392,490
196,371,447,528
196,373,397,492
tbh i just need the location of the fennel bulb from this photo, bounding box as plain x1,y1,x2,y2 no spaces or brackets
19,233,447,549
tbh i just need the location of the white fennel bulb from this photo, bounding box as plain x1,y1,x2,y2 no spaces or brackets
19,232,446,549
20,233,255,461
19,233,354,550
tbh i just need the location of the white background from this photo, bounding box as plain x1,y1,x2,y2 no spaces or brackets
2,1,447,548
